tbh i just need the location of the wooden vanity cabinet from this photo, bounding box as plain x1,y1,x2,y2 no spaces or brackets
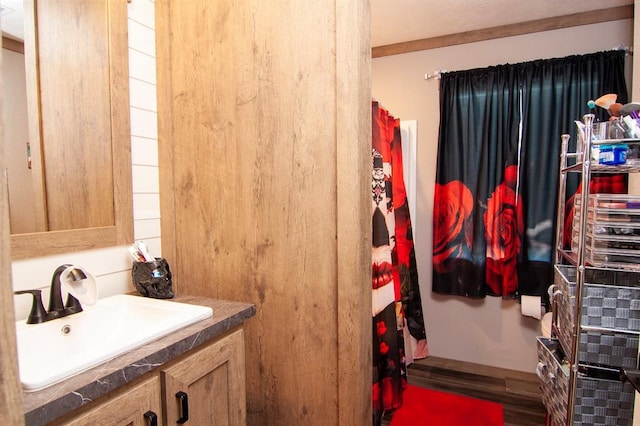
163,328,246,425
52,328,246,426
59,376,163,426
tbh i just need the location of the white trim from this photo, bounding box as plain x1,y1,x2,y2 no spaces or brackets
400,120,418,230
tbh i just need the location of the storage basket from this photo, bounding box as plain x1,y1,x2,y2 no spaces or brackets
553,265,640,369
536,337,569,426
578,331,639,370
536,337,635,425
573,376,635,425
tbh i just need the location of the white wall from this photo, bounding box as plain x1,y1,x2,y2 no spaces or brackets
372,19,634,372
2,48,36,234
11,0,160,321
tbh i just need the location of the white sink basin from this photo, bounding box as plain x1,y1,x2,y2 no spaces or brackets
15,294,213,391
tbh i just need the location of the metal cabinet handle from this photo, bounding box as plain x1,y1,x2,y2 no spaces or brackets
176,391,189,424
143,410,158,426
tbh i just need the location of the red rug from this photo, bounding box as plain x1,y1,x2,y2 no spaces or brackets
390,385,504,426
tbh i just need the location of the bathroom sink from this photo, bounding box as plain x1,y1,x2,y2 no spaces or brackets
15,294,213,391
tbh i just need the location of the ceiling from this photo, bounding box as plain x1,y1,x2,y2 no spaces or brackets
2,1,632,47
0,0,22,40
371,0,634,47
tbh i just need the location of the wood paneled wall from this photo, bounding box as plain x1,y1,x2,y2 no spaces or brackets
156,1,371,424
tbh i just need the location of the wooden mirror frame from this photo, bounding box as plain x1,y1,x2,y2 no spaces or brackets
10,0,133,260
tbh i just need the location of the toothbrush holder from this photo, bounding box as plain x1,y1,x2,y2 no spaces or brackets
131,257,174,299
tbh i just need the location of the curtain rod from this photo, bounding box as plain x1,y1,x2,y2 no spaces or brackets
425,46,632,82
424,70,447,81
614,44,633,56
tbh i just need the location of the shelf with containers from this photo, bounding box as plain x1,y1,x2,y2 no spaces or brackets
537,113,640,425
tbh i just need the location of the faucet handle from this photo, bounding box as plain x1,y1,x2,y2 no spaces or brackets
64,294,83,315
14,290,48,324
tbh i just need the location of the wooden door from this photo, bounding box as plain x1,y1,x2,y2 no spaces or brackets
59,376,162,426
162,329,246,426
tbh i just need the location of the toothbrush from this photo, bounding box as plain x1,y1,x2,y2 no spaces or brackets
128,245,146,262
137,241,155,262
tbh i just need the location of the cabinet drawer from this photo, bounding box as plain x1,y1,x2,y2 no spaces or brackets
57,375,162,426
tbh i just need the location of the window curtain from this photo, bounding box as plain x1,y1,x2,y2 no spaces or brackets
432,50,628,299
372,101,428,425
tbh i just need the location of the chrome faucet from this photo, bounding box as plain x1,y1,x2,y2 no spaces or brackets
14,264,92,324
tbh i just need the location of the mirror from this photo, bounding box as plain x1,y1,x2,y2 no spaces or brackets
1,0,133,259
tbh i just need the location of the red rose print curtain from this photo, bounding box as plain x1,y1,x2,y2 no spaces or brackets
372,101,428,425
433,50,628,299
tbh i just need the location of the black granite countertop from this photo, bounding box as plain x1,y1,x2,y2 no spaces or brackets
22,295,256,426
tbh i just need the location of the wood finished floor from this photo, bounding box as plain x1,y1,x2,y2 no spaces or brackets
383,356,547,426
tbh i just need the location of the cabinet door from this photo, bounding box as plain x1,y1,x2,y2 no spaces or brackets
61,375,162,426
162,328,246,426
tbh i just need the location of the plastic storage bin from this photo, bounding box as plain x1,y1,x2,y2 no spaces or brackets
573,194,640,268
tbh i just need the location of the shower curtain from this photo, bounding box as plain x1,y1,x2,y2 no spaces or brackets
372,101,428,425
